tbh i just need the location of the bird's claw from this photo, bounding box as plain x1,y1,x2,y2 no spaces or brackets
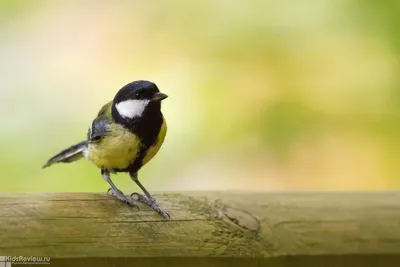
107,188,139,210
130,192,155,206
106,187,113,196
131,192,170,220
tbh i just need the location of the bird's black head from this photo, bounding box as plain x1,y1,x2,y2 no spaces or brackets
112,80,168,120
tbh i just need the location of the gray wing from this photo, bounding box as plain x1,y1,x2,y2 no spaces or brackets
87,118,110,143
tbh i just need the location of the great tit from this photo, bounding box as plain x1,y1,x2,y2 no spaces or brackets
43,80,170,219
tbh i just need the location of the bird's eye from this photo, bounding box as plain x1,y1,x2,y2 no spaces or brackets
134,92,140,98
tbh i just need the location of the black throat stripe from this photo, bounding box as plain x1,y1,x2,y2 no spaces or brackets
111,102,163,173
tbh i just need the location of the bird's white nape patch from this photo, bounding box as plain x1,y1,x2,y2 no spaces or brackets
115,99,150,119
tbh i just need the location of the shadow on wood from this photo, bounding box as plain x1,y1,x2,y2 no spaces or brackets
0,191,399,266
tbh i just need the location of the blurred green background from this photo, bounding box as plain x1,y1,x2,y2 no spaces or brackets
0,0,399,192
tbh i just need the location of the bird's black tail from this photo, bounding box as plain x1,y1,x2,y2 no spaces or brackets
42,141,88,168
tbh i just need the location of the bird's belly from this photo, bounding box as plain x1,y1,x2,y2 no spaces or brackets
87,133,140,170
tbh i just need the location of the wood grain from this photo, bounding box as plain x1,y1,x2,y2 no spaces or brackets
0,191,399,266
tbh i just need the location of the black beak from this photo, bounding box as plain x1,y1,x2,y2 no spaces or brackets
152,92,168,102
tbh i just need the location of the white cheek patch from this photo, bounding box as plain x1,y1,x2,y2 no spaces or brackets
115,99,150,119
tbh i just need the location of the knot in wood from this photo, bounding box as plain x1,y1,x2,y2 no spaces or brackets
223,207,260,232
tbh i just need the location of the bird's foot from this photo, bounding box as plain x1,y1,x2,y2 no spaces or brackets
131,192,170,220
107,188,139,209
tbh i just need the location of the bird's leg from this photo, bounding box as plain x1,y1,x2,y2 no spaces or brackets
101,170,138,209
129,172,170,220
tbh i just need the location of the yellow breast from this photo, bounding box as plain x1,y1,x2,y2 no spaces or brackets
87,118,167,171
88,124,140,170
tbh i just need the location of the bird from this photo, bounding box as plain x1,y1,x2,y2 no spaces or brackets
42,80,170,219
